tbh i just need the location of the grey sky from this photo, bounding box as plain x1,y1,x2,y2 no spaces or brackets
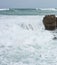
0,0,57,8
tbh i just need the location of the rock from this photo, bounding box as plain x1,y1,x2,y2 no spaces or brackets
43,15,57,30
56,17,57,27
53,37,57,40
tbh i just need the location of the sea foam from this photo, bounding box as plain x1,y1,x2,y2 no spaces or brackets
0,15,57,65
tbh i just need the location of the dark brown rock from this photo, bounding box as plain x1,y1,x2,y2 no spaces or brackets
43,15,57,30
56,17,57,27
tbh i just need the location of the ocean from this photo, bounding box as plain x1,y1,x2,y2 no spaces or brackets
0,8,57,15
0,8,57,65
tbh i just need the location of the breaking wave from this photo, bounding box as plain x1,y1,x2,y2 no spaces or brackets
39,8,57,11
0,8,9,11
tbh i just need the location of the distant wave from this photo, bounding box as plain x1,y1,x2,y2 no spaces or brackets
0,8,57,11
39,8,57,11
0,8,57,15
0,8,9,11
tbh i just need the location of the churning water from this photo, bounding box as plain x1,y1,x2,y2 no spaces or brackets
0,8,57,65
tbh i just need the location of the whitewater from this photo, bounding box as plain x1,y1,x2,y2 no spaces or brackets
0,15,57,65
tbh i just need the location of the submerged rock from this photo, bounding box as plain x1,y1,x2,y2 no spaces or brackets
53,37,57,40
43,15,57,30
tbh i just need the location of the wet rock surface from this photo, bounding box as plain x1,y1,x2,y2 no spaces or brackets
43,15,57,30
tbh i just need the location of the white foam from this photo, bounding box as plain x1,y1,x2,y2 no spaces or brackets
0,8,9,11
0,15,57,65
40,8,57,11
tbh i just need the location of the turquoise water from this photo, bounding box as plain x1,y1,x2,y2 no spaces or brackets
0,8,57,15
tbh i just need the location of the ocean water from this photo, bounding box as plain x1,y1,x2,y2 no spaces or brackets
0,8,57,15
0,8,57,65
